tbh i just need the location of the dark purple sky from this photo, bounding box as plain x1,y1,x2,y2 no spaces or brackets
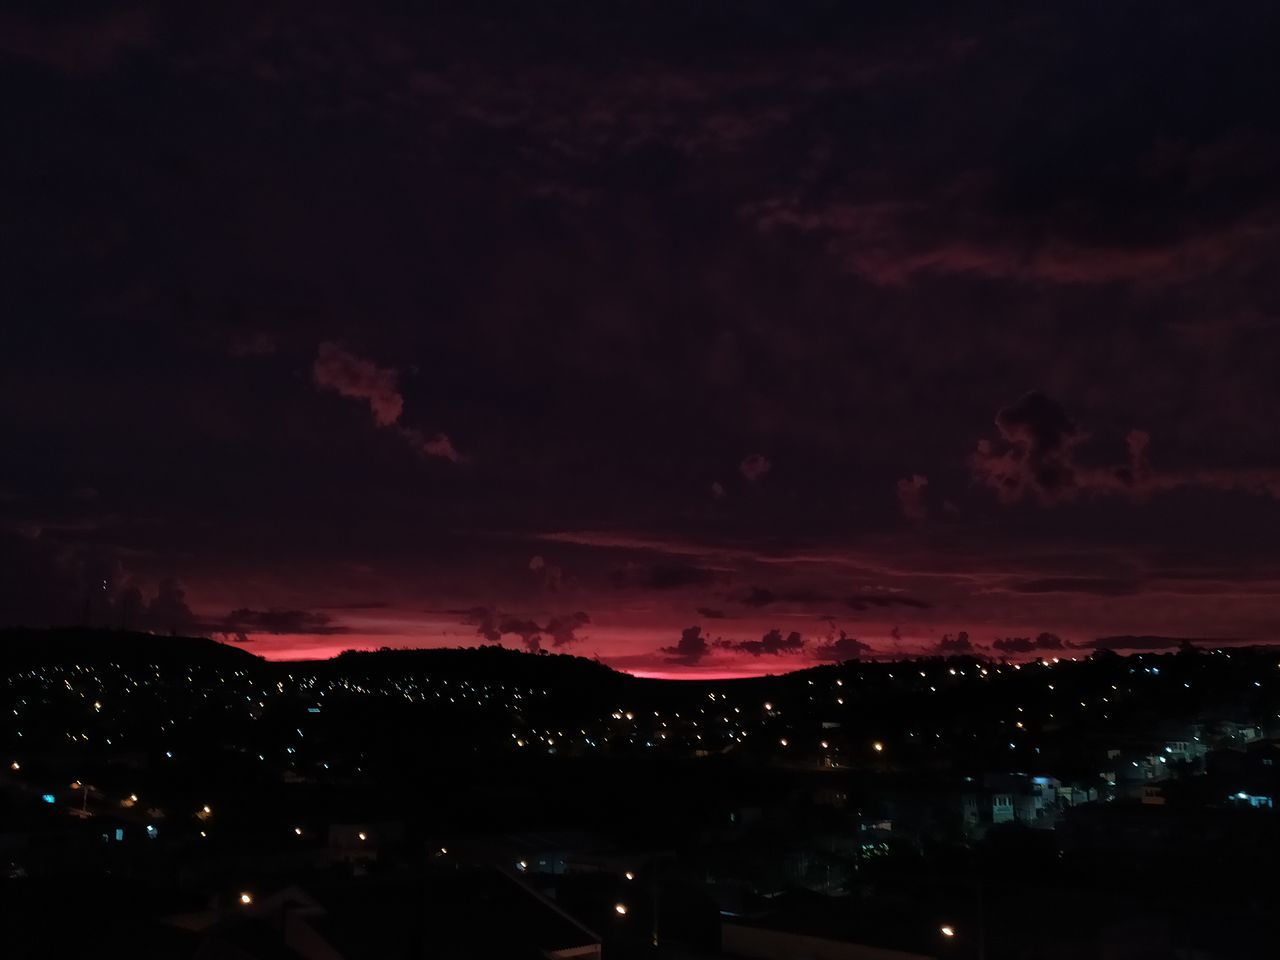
4,2,1280,675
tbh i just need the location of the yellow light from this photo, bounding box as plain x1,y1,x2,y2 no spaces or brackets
8,761,18,771
203,805,211,814
294,827,303,836
358,831,368,841
240,892,253,905
614,903,628,916
624,870,635,880
872,741,884,753
940,925,955,938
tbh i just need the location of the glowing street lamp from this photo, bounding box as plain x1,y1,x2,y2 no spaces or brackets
240,892,253,905
614,903,628,916
872,741,884,753
940,924,955,938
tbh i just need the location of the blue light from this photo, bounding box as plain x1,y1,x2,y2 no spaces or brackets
41,793,55,804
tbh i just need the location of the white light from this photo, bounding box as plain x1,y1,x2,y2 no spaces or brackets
872,741,884,753
940,924,955,938
358,831,368,841
240,892,253,905
614,903,628,916
624,871,635,880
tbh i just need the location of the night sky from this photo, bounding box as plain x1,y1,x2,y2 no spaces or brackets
5,2,1280,676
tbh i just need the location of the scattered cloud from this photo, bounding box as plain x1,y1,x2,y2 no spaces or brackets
458,606,589,652
991,632,1066,654
1079,635,1218,652
936,630,973,654
661,625,711,665
973,392,1280,506
812,632,871,662
726,627,805,657
313,342,404,427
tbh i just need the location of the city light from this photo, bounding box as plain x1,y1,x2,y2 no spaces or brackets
940,924,955,938
240,892,253,905
614,903,628,916
873,741,884,753
624,871,635,880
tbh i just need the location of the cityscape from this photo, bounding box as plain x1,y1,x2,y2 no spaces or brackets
3,628,1280,956
6,2,1280,957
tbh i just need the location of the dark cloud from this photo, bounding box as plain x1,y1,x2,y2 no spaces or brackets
458,606,588,652
696,606,728,619
729,628,805,657
992,632,1066,654
614,562,717,591
974,393,1280,506
222,608,347,635
1080,635,1223,652
401,427,466,464
660,625,711,665
1006,577,1142,596
543,611,591,648
844,594,931,611
936,631,973,654
740,586,833,608
812,632,871,662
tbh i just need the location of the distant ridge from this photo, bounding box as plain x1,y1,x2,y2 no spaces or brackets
0,626,262,667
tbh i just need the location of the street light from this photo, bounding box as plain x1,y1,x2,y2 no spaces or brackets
614,903,628,916
240,892,253,905
872,741,884,753
940,924,956,938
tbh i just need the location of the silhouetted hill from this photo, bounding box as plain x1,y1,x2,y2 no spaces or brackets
326,644,628,689
0,626,261,667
